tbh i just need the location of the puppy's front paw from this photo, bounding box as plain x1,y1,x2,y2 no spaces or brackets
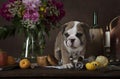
62,63,74,69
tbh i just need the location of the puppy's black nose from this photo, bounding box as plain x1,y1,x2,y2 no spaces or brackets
71,39,75,43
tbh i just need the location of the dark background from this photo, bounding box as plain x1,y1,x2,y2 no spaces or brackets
0,0,120,58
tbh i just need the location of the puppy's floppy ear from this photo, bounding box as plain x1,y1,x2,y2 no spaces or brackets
61,23,68,34
80,22,91,41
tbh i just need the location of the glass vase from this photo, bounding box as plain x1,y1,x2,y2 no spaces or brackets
21,29,46,63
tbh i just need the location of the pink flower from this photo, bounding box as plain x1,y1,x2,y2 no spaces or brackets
22,0,41,10
23,10,40,22
0,0,65,31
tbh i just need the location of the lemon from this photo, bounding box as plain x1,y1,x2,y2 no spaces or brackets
85,62,96,70
91,61,100,68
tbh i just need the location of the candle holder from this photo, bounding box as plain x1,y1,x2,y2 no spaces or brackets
103,26,112,61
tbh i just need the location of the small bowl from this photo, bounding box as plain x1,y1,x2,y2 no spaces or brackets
37,56,48,67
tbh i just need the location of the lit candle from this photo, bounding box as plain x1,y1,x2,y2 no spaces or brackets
105,26,110,47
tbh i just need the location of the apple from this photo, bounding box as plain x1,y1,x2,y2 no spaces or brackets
0,50,8,66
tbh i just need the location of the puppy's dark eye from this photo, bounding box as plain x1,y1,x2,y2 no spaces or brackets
64,33,69,37
76,33,83,37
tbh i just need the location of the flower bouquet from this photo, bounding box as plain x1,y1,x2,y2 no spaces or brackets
0,0,65,61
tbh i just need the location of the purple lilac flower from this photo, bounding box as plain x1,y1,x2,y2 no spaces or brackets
22,0,41,10
0,2,13,21
51,0,65,18
23,10,40,22
46,0,65,23
8,0,16,3
51,0,64,9
57,9,65,21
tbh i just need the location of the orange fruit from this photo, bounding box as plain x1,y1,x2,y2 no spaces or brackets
7,56,16,65
19,59,31,69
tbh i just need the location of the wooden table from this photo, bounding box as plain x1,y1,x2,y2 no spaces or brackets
0,66,120,78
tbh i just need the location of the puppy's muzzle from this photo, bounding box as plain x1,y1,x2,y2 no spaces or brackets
70,39,75,47
70,39,75,44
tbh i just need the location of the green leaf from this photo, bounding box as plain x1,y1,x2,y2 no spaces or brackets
0,25,17,39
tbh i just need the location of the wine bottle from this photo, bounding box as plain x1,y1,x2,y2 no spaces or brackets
93,11,98,27
88,11,104,57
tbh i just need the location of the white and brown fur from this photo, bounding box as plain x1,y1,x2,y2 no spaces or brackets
54,21,90,68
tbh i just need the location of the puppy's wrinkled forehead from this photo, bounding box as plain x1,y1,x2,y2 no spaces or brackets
64,21,84,33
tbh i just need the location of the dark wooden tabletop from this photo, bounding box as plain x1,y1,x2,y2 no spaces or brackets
0,66,120,78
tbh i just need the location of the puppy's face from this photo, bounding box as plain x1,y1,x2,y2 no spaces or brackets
63,21,87,49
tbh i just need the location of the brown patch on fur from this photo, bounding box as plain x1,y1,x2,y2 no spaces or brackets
77,23,84,33
64,21,74,31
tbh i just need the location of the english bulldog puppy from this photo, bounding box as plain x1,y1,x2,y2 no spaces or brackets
54,21,90,69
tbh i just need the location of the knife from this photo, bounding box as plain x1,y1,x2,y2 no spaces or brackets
0,63,19,71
